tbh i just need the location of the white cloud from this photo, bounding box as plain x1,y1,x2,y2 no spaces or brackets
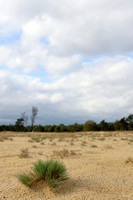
0,0,133,124
45,55,81,77
0,56,133,124
0,41,48,72
1,0,133,55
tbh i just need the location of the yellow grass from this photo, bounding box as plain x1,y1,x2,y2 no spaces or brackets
0,131,133,199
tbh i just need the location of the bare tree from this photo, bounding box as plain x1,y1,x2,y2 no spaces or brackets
31,106,38,127
21,112,28,127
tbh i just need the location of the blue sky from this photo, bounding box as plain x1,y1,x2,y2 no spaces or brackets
0,31,21,45
0,0,133,125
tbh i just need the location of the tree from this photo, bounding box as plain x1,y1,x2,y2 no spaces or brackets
31,106,38,127
119,117,127,130
59,124,65,132
108,122,114,131
99,120,108,131
83,120,97,131
114,120,120,130
15,118,24,131
126,114,133,130
21,112,28,127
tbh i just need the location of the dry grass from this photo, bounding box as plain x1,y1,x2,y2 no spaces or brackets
91,144,98,148
32,145,38,148
125,157,133,165
98,137,105,141
104,144,113,149
19,148,29,158
52,149,76,158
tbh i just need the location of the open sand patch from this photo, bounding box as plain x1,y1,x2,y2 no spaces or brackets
0,131,133,199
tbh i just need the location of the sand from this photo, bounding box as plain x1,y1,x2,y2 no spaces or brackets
0,131,133,200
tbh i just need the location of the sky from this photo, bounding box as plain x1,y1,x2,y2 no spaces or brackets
0,0,133,125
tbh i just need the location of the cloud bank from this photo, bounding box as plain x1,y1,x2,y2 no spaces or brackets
0,0,133,124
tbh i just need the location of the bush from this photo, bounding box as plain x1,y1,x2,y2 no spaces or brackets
17,159,69,188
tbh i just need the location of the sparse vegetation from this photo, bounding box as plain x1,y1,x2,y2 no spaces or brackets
125,157,133,165
17,173,34,187
53,149,76,158
113,139,117,141
41,142,45,145
91,144,98,148
32,145,38,148
81,142,86,146
70,142,74,145
51,142,56,145
49,138,53,142
104,145,113,149
121,138,128,141
1,131,133,199
58,138,63,142
129,139,133,143
18,159,69,188
38,151,43,155
98,137,105,141
31,137,42,143
19,148,29,158
28,139,33,143
78,196,88,200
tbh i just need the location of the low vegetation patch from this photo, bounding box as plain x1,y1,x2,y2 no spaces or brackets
91,144,98,148
70,142,74,145
125,157,133,165
19,148,29,158
104,145,113,149
17,159,69,188
32,145,38,148
52,149,76,158
98,137,105,141
31,137,42,143
81,141,87,146
51,142,56,145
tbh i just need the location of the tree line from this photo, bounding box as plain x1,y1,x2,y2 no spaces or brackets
0,107,133,132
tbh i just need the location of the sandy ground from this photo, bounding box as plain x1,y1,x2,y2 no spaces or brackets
0,131,133,200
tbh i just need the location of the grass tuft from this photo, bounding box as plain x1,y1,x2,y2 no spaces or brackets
18,159,69,188
17,173,34,187
33,160,49,179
